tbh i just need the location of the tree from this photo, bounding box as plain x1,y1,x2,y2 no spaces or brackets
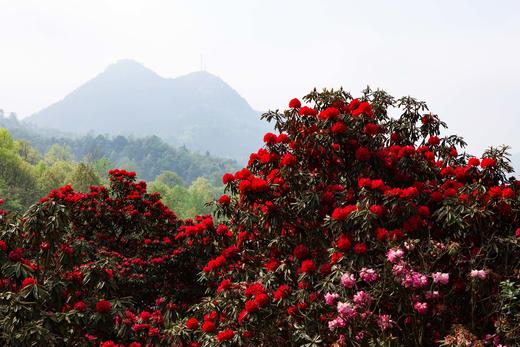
43,144,74,165
37,160,75,194
15,140,40,165
67,163,101,192
0,128,14,150
155,170,184,187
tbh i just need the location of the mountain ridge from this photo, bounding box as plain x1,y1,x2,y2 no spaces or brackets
27,59,269,160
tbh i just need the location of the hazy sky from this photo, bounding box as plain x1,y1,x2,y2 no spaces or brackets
1,0,519,155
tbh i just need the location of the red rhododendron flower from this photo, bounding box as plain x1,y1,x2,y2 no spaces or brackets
239,180,251,193
202,321,216,333
0,240,6,251
251,178,269,193
336,234,351,251
331,205,357,221
331,121,347,134
353,243,367,254
277,133,289,143
264,258,280,272
255,293,269,307
273,284,290,301
217,329,235,342
481,157,496,168
299,259,317,273
428,136,440,146
217,279,232,293
352,101,373,117
222,173,235,184
289,98,301,108
218,194,231,205
186,317,199,329
355,147,371,161
95,300,112,313
245,300,259,313
319,107,340,120
22,277,37,288
363,123,378,136
263,132,278,144
298,106,317,116
370,205,384,217
244,283,266,299
502,188,514,199
468,157,480,167
293,244,308,260
280,153,297,167
73,301,87,312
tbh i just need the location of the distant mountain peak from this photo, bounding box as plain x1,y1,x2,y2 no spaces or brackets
27,60,270,160
100,59,161,80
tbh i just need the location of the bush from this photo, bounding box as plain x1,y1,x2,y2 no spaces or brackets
0,88,518,346
0,170,228,345
171,88,520,346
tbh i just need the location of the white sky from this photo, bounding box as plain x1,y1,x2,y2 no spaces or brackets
0,0,519,155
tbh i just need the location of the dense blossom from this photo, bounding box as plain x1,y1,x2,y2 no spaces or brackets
0,88,518,346
177,89,519,346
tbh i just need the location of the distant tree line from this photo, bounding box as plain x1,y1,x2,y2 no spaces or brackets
0,117,232,217
0,111,240,185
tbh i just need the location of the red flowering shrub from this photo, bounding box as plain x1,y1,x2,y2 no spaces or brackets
0,169,230,345
169,89,520,346
0,88,519,346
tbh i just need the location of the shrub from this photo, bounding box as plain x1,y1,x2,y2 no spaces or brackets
0,88,519,346
170,88,520,346
0,169,227,345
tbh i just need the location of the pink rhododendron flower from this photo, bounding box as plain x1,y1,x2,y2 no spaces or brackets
340,272,356,288
359,268,378,283
403,271,429,289
337,301,357,318
353,291,371,306
377,314,393,330
324,292,340,306
413,302,428,315
386,248,404,263
328,317,346,331
392,262,407,277
432,272,449,285
470,269,487,280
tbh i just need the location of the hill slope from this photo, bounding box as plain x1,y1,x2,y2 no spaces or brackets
27,60,269,160
1,114,239,184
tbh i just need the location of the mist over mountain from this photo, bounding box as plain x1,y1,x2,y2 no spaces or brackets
27,60,270,161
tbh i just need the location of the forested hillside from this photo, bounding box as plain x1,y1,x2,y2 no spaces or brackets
0,118,230,217
0,111,239,184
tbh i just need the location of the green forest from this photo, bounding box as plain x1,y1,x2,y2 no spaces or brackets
0,117,229,218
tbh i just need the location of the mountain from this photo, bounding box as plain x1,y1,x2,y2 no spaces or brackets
27,60,270,160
